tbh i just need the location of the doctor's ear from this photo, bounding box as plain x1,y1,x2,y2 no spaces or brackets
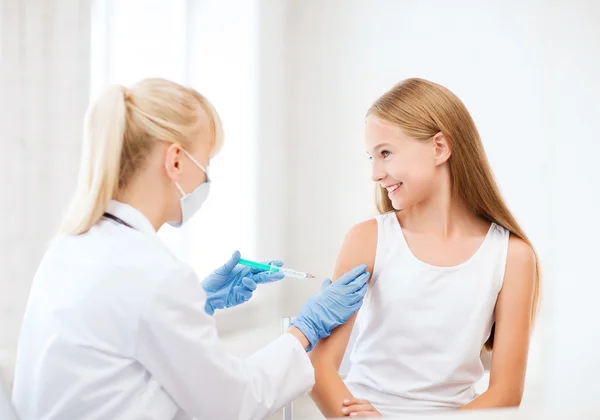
164,143,184,181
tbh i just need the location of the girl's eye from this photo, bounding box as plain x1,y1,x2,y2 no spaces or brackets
381,150,391,158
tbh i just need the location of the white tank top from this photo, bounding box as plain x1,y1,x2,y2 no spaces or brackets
344,212,510,415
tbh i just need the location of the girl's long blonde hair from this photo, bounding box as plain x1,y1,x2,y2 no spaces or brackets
369,78,540,350
61,78,223,235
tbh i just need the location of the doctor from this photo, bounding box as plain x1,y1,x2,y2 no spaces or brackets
12,78,370,420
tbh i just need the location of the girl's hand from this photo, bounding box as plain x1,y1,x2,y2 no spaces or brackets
341,398,382,417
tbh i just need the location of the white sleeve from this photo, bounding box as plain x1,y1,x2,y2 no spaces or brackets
135,266,314,420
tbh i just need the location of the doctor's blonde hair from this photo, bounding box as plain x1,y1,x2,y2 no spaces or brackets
369,78,540,351
61,78,223,235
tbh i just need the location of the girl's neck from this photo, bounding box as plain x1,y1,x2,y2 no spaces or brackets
398,175,484,239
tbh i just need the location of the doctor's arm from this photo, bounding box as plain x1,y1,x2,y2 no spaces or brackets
309,220,377,418
135,266,314,420
462,235,537,409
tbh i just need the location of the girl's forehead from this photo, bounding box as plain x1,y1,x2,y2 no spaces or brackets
365,118,410,148
366,117,411,140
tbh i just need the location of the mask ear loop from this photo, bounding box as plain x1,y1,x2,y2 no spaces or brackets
174,183,186,197
175,149,209,198
182,149,208,173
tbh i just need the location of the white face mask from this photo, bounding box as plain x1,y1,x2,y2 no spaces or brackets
168,149,210,228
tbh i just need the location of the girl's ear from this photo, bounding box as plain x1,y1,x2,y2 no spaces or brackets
433,132,451,165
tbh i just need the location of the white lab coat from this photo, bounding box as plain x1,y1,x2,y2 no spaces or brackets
12,201,314,420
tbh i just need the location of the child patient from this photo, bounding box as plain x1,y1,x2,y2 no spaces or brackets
309,78,539,417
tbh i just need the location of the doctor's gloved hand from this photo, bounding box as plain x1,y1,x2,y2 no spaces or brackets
202,251,285,316
290,264,370,351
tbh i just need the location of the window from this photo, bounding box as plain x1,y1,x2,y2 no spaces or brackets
90,0,258,283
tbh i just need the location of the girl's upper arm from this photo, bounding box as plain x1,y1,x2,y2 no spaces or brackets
488,234,537,404
309,219,378,368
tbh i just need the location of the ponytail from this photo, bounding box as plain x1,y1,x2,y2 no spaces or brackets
61,85,128,235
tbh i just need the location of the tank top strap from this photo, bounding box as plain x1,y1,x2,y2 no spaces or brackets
482,222,511,291
372,212,404,286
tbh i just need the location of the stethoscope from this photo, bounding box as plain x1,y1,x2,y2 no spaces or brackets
103,212,135,230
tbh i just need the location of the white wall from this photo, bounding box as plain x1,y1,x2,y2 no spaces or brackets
0,0,90,386
281,0,600,409
538,0,600,406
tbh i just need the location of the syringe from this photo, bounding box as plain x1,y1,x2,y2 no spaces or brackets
238,258,315,279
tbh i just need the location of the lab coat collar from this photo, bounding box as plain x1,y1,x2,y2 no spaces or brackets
106,200,158,235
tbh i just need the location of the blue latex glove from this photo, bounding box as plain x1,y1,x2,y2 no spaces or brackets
202,251,285,315
290,264,370,351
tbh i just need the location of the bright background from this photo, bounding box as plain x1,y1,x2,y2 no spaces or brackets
2,0,600,418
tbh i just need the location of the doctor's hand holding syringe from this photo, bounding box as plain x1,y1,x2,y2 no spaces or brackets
202,250,369,351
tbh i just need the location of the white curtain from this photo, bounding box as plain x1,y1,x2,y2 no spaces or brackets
0,0,91,387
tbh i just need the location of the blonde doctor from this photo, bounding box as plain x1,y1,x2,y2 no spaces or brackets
12,78,370,420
